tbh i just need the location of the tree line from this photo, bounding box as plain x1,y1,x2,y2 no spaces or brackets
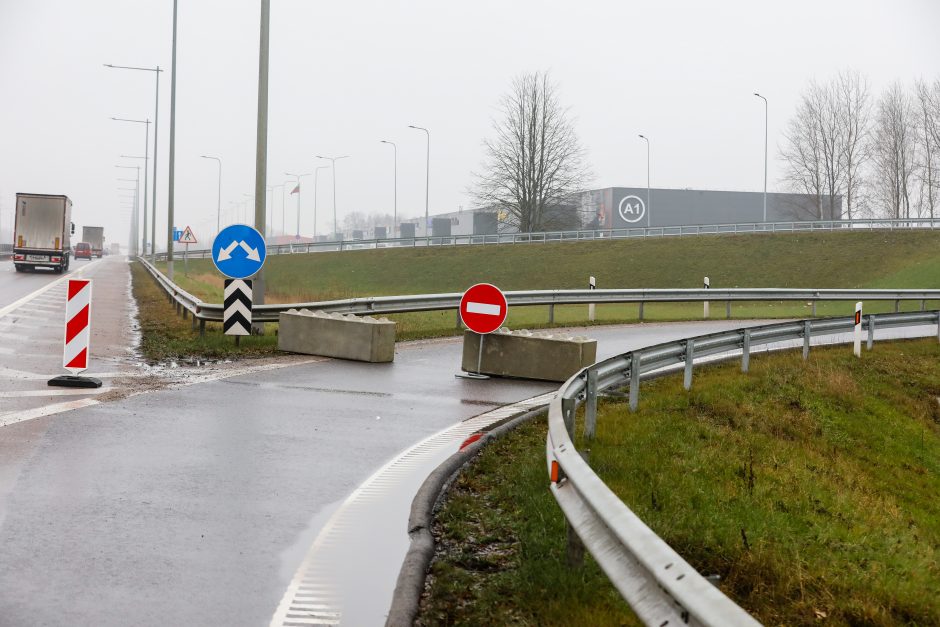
780,71,940,220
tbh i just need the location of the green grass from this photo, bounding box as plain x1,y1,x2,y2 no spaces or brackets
142,231,940,358
580,339,940,625
417,417,641,627
420,340,940,625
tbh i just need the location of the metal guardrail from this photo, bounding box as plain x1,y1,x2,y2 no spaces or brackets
545,310,940,626
150,217,940,261
138,258,940,332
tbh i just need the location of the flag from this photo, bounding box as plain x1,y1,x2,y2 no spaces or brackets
290,185,300,194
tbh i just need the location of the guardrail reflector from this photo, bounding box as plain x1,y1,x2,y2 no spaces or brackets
550,460,561,483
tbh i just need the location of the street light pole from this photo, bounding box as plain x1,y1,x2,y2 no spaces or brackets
252,0,271,328
380,140,397,236
167,0,179,280
315,156,349,238
117,165,141,255
754,93,768,223
200,155,222,237
638,134,651,228
112,118,150,256
313,166,329,239
408,125,429,236
104,63,162,261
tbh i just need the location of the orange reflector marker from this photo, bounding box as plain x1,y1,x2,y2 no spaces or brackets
550,460,561,483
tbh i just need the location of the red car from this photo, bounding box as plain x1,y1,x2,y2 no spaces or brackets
74,242,92,259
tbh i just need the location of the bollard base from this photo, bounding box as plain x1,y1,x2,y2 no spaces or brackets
455,371,490,380
48,375,103,389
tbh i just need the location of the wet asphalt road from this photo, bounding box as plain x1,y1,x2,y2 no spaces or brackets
0,315,934,626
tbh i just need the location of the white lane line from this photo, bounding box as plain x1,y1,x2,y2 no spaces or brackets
0,398,100,428
0,388,112,398
465,301,501,316
0,258,103,320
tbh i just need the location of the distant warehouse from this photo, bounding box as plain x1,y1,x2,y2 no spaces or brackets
401,187,842,237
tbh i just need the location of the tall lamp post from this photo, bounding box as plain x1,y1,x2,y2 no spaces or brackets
112,118,150,255
380,140,397,236
754,92,768,223
315,156,349,238
312,166,329,239
638,134,651,228
200,155,222,237
285,172,311,238
116,165,141,255
104,63,162,261
407,125,429,236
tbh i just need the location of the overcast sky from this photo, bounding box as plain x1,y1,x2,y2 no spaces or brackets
1,0,938,248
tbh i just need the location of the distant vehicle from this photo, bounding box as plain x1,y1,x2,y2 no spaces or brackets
82,226,105,258
12,193,73,273
74,242,92,259
110,242,121,255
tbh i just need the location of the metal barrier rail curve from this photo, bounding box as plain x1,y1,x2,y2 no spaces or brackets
545,310,940,626
149,218,940,262
137,258,940,330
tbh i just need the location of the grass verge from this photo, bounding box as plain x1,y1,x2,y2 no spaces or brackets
417,417,640,626
420,340,940,625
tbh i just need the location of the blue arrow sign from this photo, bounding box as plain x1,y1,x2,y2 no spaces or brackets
211,224,267,279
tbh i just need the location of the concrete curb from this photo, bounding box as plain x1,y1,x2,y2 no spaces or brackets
384,405,550,627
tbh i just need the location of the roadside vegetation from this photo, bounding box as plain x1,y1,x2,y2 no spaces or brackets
138,231,940,360
420,339,940,625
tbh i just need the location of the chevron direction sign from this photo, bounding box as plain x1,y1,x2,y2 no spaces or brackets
224,279,252,336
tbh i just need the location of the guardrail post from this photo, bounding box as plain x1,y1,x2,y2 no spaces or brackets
455,309,462,330
894,299,900,313
199,319,206,337
812,301,817,317
921,299,926,311
684,340,694,390
741,329,751,373
803,320,811,360
191,314,196,330
629,352,641,412
726,301,731,319
548,303,555,325
584,369,598,440
183,307,188,320
561,397,575,439
867,315,875,350
638,302,645,321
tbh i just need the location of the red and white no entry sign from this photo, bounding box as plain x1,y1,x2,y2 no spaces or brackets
460,283,508,334
63,279,92,373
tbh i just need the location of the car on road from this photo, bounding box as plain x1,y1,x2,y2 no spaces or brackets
74,242,92,259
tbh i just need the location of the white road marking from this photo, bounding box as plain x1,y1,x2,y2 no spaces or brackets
0,258,103,320
0,398,100,428
0,388,112,398
465,301,501,316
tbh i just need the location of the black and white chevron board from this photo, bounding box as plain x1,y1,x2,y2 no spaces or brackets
223,279,252,336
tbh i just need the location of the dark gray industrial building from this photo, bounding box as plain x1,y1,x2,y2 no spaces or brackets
581,187,842,230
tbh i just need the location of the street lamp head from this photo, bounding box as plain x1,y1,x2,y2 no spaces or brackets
638,134,647,140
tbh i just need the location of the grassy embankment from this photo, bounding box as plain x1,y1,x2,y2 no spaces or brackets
419,339,940,625
136,231,940,360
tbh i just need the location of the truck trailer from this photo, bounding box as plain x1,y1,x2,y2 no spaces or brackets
12,193,73,273
82,226,105,258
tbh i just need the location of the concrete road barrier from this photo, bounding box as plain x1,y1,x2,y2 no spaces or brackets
461,329,597,382
278,309,396,362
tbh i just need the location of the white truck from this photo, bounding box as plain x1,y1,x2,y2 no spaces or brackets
12,193,74,273
82,226,105,258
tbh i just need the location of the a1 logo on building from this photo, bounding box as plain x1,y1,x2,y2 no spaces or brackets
618,195,647,223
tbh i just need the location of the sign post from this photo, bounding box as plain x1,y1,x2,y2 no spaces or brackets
178,226,197,275
456,283,508,380
48,278,102,388
212,224,267,343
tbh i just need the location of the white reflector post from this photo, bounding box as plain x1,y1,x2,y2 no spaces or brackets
588,275,596,322
63,279,93,374
854,301,862,357
704,276,710,319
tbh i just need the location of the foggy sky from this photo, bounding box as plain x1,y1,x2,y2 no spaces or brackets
1,0,938,249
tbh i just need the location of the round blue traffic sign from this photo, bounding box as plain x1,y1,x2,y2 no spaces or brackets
211,224,267,279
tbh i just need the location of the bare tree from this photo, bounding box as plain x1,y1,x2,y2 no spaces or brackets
873,83,917,218
914,79,940,218
779,73,871,220
473,71,591,232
